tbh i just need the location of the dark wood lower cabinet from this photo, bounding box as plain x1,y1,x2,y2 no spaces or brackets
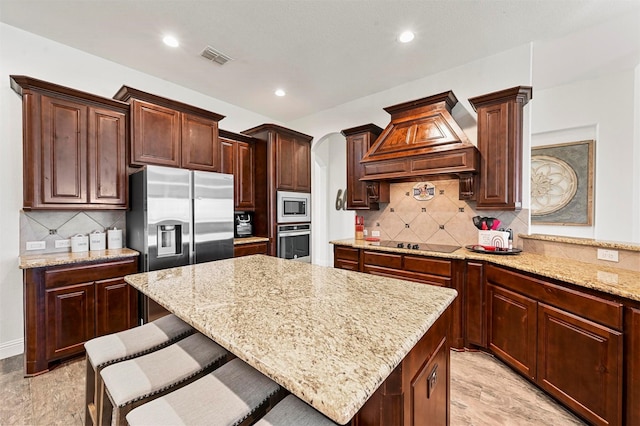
486,284,537,380
23,256,138,376
464,261,485,347
537,303,622,426
234,241,268,257
625,306,640,425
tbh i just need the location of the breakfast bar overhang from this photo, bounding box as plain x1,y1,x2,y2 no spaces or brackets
124,255,457,425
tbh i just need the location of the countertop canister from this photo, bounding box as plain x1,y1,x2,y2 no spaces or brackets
71,234,89,253
107,227,123,249
89,230,106,251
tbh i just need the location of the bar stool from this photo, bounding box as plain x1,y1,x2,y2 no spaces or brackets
254,395,338,426
99,332,229,426
126,358,285,426
84,314,194,426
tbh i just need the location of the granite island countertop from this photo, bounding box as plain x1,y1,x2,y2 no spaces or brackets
124,254,457,424
331,239,640,302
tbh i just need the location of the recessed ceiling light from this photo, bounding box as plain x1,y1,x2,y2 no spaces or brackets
275,89,286,97
163,35,179,47
398,31,415,43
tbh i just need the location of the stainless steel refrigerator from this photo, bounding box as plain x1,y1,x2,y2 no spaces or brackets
127,165,234,322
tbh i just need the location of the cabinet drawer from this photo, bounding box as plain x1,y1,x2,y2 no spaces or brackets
234,242,268,257
334,246,360,262
335,259,359,271
404,255,451,277
44,258,138,288
486,265,623,330
363,251,402,269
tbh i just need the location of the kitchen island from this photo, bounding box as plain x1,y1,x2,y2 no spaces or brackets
124,254,457,425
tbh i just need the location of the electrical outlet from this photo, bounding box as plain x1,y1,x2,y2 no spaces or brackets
371,230,381,237
363,229,368,236
26,241,46,251
55,239,71,248
597,248,619,262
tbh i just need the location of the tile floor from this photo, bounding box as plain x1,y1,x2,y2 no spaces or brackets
0,350,585,425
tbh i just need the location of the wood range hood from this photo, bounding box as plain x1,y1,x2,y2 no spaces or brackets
360,90,479,198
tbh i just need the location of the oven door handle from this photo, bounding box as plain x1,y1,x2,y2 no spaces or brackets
278,231,310,237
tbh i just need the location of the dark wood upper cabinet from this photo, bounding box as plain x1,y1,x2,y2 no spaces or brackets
469,86,532,211
219,129,256,211
273,131,311,192
114,86,224,172
341,124,389,210
11,75,128,210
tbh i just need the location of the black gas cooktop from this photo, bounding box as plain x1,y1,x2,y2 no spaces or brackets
373,240,461,254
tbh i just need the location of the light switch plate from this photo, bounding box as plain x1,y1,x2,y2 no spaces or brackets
26,241,46,250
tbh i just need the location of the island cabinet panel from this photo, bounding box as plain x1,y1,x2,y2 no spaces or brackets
234,242,268,257
537,303,622,426
625,306,640,425
23,257,139,376
465,261,485,347
487,283,538,380
11,75,129,210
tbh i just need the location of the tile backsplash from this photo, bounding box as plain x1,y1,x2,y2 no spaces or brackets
20,211,126,255
359,179,529,248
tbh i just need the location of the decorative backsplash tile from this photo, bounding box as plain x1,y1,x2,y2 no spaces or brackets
360,179,529,248
20,211,126,255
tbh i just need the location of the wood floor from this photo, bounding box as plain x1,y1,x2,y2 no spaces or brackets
0,349,585,425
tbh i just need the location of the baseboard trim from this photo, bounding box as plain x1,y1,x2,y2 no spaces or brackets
0,338,24,360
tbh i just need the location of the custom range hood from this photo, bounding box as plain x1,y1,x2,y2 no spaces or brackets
360,91,479,198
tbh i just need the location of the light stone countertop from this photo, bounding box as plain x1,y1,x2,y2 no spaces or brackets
233,236,269,245
18,248,139,269
124,255,457,424
331,239,640,302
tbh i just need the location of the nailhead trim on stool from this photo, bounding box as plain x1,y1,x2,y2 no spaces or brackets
126,358,283,426
100,333,229,426
254,395,338,426
83,314,194,426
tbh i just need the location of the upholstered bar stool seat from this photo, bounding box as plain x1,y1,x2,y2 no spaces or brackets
254,395,338,426
126,358,283,426
84,314,194,426
100,332,229,426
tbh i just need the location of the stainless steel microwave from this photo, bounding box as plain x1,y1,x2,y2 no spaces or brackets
277,191,311,223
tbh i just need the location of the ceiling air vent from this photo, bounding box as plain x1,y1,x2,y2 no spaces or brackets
200,46,233,65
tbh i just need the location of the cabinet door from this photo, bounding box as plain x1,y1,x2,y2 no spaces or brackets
411,337,449,426
95,278,138,337
235,141,255,210
487,284,537,379
87,106,127,206
293,138,311,192
40,95,88,205
220,139,234,175
130,99,180,167
275,133,296,190
233,242,267,257
181,113,220,172
626,306,640,425
465,261,485,347
46,283,95,360
346,132,372,209
537,303,622,426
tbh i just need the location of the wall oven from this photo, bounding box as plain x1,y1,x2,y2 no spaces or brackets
277,191,311,223
277,223,310,262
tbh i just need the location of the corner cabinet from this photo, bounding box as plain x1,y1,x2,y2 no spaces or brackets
113,86,225,171
341,124,389,210
11,75,128,210
220,129,256,211
469,86,532,211
485,264,623,426
23,256,139,376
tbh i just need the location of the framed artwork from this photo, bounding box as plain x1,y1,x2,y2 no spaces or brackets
531,140,594,225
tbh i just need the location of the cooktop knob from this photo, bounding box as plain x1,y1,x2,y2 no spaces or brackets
412,244,420,250
397,243,404,248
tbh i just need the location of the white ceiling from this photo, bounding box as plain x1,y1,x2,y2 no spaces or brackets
1,0,639,122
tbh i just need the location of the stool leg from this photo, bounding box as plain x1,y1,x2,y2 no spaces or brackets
99,380,114,426
85,359,96,426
